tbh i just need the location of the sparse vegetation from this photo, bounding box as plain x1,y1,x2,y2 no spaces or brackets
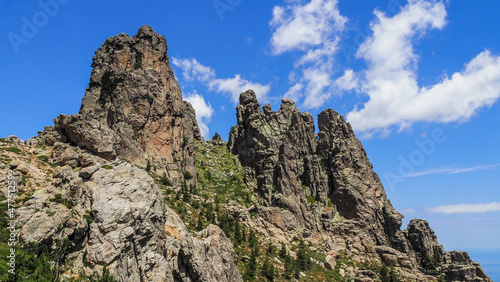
5,147,22,154
183,171,193,180
101,164,113,170
37,155,50,162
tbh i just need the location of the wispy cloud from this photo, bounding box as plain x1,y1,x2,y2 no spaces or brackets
404,163,500,178
172,57,271,104
401,208,417,215
427,202,500,214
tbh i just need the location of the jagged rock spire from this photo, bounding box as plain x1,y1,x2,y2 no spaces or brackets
38,25,201,186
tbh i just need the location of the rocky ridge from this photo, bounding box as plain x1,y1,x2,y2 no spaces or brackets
227,90,492,281
0,25,493,282
38,25,200,188
0,26,240,281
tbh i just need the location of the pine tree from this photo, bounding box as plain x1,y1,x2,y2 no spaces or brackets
296,240,310,272
244,245,259,281
249,229,258,249
234,220,242,244
283,255,294,280
279,243,287,258
98,263,117,282
196,215,203,231
182,181,191,202
160,172,170,186
262,256,275,281
267,243,275,256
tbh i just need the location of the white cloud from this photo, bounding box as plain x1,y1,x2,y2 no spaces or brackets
183,92,214,139
172,57,214,82
269,0,347,108
295,38,340,67
172,57,271,104
427,202,500,214
335,69,358,91
302,66,333,108
270,0,346,54
284,83,304,101
345,0,500,136
209,75,271,104
401,208,417,215
404,163,500,178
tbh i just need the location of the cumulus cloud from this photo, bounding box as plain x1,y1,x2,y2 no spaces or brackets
209,75,271,104
346,0,500,135
335,69,358,91
270,0,346,54
183,92,214,139
270,0,347,108
427,202,500,214
172,57,271,104
171,57,214,82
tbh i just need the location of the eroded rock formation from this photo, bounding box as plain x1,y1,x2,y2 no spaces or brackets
228,90,491,281
8,25,240,281
38,25,199,187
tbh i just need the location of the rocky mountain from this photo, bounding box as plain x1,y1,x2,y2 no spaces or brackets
227,90,492,281
1,25,239,282
0,26,492,282
38,25,200,188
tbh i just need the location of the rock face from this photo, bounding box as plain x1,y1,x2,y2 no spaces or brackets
211,132,224,145
405,219,492,281
228,90,491,281
228,90,405,246
9,26,240,282
38,25,200,187
13,156,241,281
2,26,493,282
405,219,446,268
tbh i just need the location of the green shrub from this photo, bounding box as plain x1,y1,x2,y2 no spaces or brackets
37,155,50,162
5,147,21,154
0,242,55,281
306,195,317,204
160,172,171,186
98,263,118,282
83,214,94,224
184,172,193,180
133,61,142,69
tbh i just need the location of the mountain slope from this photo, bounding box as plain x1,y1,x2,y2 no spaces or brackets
0,26,492,282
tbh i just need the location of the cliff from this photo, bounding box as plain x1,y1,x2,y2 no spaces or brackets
227,90,492,281
0,26,492,282
38,25,200,188
0,26,240,281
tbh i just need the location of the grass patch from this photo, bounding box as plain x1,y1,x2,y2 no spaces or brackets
83,214,94,224
101,164,113,170
5,147,21,154
37,155,50,162
306,195,317,204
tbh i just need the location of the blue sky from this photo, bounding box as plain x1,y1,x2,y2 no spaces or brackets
1,0,499,277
